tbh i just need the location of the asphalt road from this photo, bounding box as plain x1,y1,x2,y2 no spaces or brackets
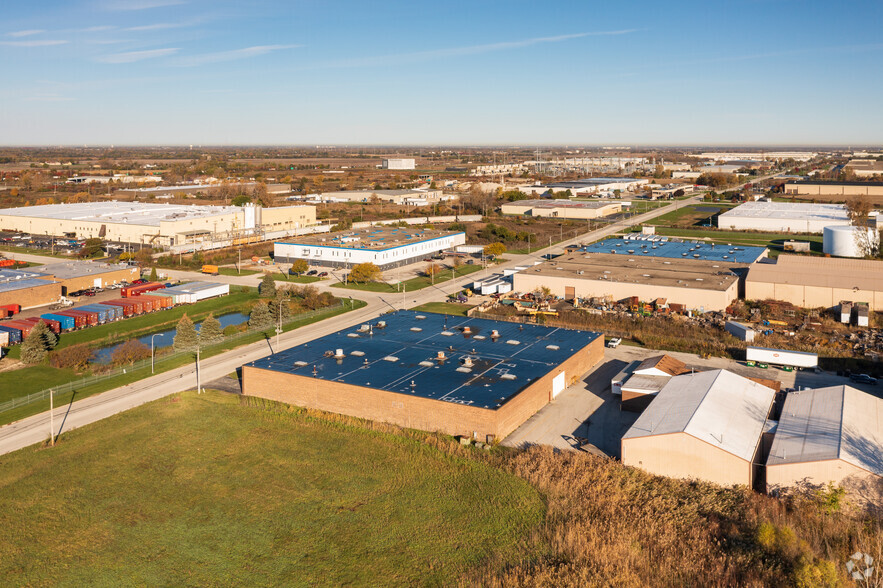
0,195,703,455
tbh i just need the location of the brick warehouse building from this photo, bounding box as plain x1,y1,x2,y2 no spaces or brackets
243,311,604,441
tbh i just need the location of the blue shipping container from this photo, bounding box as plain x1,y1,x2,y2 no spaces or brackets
79,305,110,323
40,313,76,331
0,325,23,344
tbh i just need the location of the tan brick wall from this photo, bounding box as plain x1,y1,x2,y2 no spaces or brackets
243,335,605,441
0,282,62,309
44,267,140,294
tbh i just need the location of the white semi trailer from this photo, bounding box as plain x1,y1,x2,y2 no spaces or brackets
746,346,818,369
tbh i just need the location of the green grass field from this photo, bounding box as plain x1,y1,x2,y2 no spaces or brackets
271,273,323,283
216,267,260,276
410,302,475,316
0,391,543,586
644,203,738,227
652,227,824,253
331,263,483,293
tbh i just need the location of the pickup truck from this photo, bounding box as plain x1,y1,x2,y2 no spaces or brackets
607,337,622,348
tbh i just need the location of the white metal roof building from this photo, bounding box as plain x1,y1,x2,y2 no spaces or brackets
622,369,776,487
0,202,316,248
717,201,855,233
766,386,883,493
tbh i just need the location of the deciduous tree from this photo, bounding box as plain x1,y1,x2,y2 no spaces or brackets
289,259,308,275
350,262,382,283
483,242,507,257
111,340,151,366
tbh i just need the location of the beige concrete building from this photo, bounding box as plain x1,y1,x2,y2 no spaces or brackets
783,181,883,204
311,189,445,205
766,386,883,497
844,159,883,178
512,252,744,311
31,261,140,295
622,370,776,487
501,199,622,219
0,269,62,309
0,202,316,248
746,255,883,310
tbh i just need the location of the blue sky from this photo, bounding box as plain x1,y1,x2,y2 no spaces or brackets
1,0,881,146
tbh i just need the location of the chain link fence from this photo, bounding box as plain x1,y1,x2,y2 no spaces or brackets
0,302,345,416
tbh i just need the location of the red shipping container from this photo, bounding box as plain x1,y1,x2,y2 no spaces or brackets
20,317,61,334
100,300,135,317
101,299,135,318
53,310,87,328
64,309,99,326
1,321,32,338
0,304,21,315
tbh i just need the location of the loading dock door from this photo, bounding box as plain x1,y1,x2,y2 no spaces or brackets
552,372,566,399
564,286,575,301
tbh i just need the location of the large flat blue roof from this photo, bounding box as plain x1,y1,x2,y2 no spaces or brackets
247,310,601,410
580,236,766,264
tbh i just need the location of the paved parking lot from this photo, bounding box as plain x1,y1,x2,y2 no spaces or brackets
503,344,881,456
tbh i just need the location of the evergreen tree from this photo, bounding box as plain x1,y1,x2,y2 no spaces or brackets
269,292,292,324
20,322,52,364
199,313,224,345
149,266,158,281
248,301,273,330
38,320,58,350
173,314,199,352
259,273,277,298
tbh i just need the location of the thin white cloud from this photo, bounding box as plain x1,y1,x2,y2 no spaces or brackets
174,44,300,67
322,29,637,69
102,0,186,10
97,47,178,63
81,25,117,33
124,22,186,32
0,39,69,47
7,29,45,38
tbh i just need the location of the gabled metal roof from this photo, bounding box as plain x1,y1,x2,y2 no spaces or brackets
623,369,775,461
766,386,883,476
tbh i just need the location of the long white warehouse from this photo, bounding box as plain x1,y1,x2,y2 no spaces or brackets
717,201,854,233
274,226,466,270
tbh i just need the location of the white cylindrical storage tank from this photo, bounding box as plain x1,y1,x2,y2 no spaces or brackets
823,225,879,258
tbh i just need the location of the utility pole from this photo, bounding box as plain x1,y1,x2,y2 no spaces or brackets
402,283,406,310
196,346,201,394
49,389,55,447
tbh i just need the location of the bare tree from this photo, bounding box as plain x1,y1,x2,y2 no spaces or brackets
845,196,881,258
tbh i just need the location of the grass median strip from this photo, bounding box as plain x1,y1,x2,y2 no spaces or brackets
331,263,483,293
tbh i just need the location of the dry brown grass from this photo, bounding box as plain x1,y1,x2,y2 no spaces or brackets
463,446,882,587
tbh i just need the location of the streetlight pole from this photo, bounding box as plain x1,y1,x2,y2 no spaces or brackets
49,389,55,447
276,298,283,350
150,333,159,374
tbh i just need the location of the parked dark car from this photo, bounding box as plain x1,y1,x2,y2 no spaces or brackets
83,290,96,297
306,270,318,276
132,278,147,285
317,271,328,277
850,374,878,385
